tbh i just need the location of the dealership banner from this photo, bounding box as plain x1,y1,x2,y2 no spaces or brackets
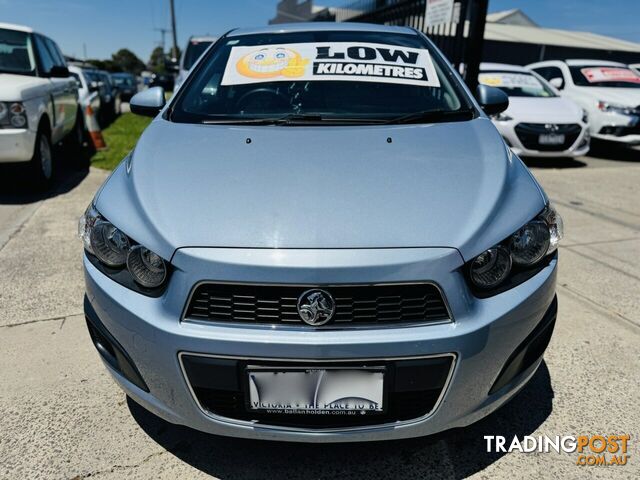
221,42,441,87
580,67,640,84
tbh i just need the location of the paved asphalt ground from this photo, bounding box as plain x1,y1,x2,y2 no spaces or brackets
0,143,638,479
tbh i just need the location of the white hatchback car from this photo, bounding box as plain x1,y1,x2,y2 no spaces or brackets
528,59,640,146
479,63,589,158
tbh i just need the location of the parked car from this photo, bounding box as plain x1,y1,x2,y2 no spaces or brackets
528,59,640,146
479,63,590,157
69,65,101,124
111,72,138,101
96,70,121,120
175,35,217,88
0,22,83,186
80,23,562,442
149,72,174,92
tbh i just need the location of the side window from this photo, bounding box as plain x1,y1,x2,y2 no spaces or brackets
34,34,55,74
45,37,65,67
532,66,565,89
69,71,83,88
534,66,563,81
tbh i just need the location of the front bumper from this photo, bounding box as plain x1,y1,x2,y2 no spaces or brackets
494,120,590,158
0,128,36,163
83,247,557,442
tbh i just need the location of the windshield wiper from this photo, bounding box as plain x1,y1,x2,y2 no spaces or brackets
202,113,386,125
386,109,475,125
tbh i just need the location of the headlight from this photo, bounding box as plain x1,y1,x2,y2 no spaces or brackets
90,220,130,267
469,246,512,289
79,204,169,293
127,245,167,288
0,102,28,129
508,220,549,266
597,101,637,116
468,204,563,293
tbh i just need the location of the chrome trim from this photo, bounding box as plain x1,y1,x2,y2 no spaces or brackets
180,280,454,329
177,351,457,434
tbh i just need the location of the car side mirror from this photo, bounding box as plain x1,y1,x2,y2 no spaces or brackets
549,77,564,90
130,86,166,117
475,84,509,116
49,65,70,78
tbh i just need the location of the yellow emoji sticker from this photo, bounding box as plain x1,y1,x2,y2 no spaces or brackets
236,47,310,79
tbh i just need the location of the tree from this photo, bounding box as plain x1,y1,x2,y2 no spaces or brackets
148,46,166,74
111,49,145,75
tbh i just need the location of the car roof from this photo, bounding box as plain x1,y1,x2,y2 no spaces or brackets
565,59,627,67
480,62,530,73
188,35,217,42
0,22,34,33
227,22,416,37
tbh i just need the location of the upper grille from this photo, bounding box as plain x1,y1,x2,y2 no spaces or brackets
184,283,450,326
514,123,582,151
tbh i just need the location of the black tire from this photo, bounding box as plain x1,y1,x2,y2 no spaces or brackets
67,110,90,169
27,126,53,190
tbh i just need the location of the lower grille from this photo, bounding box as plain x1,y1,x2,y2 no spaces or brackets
515,123,582,151
599,124,640,137
181,354,455,428
184,283,449,326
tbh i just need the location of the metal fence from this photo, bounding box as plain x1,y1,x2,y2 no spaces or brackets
314,0,488,90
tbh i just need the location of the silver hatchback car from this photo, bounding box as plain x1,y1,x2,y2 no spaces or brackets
79,23,562,442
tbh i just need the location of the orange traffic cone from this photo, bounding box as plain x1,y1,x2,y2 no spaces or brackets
85,104,106,150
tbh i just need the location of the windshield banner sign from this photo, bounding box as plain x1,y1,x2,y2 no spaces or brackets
221,42,441,87
581,67,640,84
479,73,543,90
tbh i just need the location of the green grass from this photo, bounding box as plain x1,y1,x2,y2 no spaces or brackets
91,113,152,170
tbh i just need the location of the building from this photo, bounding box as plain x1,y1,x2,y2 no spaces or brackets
276,1,640,67
269,0,332,24
483,9,640,65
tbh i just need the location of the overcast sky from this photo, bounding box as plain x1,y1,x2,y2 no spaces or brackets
1,0,638,62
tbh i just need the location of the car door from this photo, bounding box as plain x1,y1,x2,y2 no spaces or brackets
33,33,66,141
45,36,77,134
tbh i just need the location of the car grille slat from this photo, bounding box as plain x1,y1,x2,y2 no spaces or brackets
184,283,450,326
514,123,582,151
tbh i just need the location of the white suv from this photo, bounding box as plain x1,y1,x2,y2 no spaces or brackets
528,59,640,146
0,22,82,187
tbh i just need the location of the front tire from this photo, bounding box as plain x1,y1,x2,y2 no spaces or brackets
27,127,53,190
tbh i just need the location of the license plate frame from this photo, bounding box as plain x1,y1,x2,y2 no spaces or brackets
538,133,565,145
245,366,387,415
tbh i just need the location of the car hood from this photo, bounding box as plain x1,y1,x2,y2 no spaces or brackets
96,117,546,261
0,73,50,101
574,86,640,106
506,96,582,123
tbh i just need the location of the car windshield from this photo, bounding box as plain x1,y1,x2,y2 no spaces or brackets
183,40,213,70
171,30,472,124
113,75,134,86
0,28,36,75
569,65,640,88
478,71,555,97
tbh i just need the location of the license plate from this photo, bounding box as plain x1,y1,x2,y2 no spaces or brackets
539,133,565,145
247,367,384,414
